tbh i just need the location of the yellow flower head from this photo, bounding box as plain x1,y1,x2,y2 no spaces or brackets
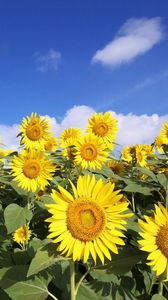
45,136,59,152
142,144,155,155
11,149,55,192
20,113,51,150
62,146,76,162
107,160,125,176
46,174,131,264
60,128,82,148
13,225,31,245
121,146,133,163
74,133,109,169
87,112,118,149
155,135,165,153
160,122,168,145
138,203,168,280
135,145,147,167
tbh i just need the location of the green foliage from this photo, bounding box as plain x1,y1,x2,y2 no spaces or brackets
4,204,33,233
0,129,168,299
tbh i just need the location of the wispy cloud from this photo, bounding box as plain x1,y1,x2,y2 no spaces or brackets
96,68,168,110
34,49,61,72
92,17,164,68
0,106,167,150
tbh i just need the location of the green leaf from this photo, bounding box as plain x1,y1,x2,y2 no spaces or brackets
94,166,114,178
27,238,43,259
4,204,33,234
95,247,146,275
76,282,111,300
137,167,158,182
10,181,28,196
123,183,153,195
151,295,167,300
0,266,28,289
157,174,168,190
27,243,67,277
0,288,11,300
90,269,119,283
12,248,30,265
6,277,49,300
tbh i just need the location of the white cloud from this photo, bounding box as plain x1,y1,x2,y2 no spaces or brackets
92,17,164,68
0,124,20,150
34,49,61,72
0,106,167,151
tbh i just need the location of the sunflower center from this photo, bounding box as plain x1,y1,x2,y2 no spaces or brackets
156,223,168,258
66,201,105,241
23,159,41,179
81,144,97,161
93,122,108,137
26,124,43,141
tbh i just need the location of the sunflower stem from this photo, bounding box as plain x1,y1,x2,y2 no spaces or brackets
158,280,163,295
75,267,90,296
131,192,135,212
70,260,76,300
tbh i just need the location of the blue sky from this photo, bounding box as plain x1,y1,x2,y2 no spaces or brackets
0,0,168,125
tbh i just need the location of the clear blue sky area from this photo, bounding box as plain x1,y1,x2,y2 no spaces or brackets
0,0,168,124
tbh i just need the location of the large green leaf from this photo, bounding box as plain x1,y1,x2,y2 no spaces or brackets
90,269,119,283
76,282,112,300
137,167,158,182
4,204,32,233
123,182,153,195
27,243,67,277
94,247,146,275
157,174,168,190
0,265,29,289
6,277,49,300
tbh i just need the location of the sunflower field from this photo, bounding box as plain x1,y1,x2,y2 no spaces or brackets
0,112,168,300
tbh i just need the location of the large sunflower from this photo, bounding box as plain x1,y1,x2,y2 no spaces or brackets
74,133,108,169
11,149,55,192
46,174,131,263
138,203,168,280
20,113,51,149
87,112,118,149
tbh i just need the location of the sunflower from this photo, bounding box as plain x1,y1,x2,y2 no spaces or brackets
74,133,109,169
60,128,82,148
138,203,168,280
46,174,131,263
11,149,55,192
62,146,76,162
19,113,51,149
155,135,165,153
13,225,31,245
45,136,59,152
87,112,118,149
135,145,147,167
107,160,125,176
160,122,168,145
121,146,133,163
142,144,155,155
